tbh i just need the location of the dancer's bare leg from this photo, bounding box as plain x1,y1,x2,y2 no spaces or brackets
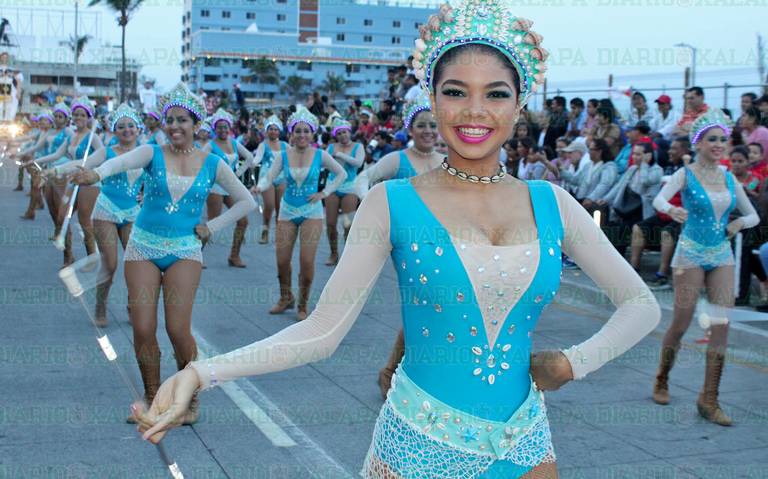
76,186,99,255
629,224,645,270
274,183,286,219
260,185,276,243
324,193,340,265
658,231,676,277
340,193,359,240
270,220,299,313
206,193,223,220
93,219,120,327
297,218,323,320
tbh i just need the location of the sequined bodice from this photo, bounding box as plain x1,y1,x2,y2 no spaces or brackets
67,133,94,161
681,168,735,246
395,150,417,179
99,147,144,208
135,145,219,238
386,179,563,421
328,143,361,184
284,149,322,205
211,139,238,170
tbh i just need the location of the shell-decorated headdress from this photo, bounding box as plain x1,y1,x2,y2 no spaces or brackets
690,108,733,145
412,0,548,106
287,106,319,133
160,82,206,122
37,110,54,124
53,102,70,117
263,114,283,133
71,96,95,117
210,107,234,129
403,92,433,130
110,103,143,132
331,117,352,137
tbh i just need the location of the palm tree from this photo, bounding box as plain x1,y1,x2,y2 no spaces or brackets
246,57,279,85
281,75,307,102
87,0,144,102
65,34,91,64
320,72,346,99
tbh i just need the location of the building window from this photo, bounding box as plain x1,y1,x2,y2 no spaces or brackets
297,62,312,71
277,13,286,21
363,19,373,26
200,9,209,17
393,20,401,28
222,10,230,18
415,22,421,29
277,0,286,2
391,36,400,44
363,35,372,43
246,12,255,19
336,17,345,25
336,33,345,41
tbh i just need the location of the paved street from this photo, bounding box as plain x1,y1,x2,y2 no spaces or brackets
1,162,767,479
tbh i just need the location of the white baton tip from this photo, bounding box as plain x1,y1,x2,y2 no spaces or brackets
592,210,601,226
58,267,84,296
168,463,184,479
97,335,118,361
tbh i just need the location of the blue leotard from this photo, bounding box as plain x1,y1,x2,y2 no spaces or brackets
50,130,71,167
126,145,220,272
672,168,736,272
327,143,361,198
91,146,144,227
209,138,239,196
280,149,324,225
258,141,288,187
363,179,563,478
394,150,418,179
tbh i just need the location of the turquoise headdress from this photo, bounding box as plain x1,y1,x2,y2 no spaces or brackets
263,114,283,133
110,103,142,132
287,106,319,133
210,107,234,129
403,92,432,129
53,102,70,117
412,0,548,106
71,95,94,117
199,117,214,136
146,106,162,121
331,117,352,137
690,108,733,145
161,82,206,122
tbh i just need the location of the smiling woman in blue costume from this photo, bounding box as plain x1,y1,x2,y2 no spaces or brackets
71,83,256,424
201,108,255,268
51,104,146,328
135,3,660,477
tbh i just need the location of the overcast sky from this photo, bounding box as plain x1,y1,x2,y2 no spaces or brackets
22,1,768,91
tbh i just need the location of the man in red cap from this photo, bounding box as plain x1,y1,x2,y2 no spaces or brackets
650,94,680,141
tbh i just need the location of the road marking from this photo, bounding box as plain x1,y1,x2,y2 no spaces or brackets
193,330,355,478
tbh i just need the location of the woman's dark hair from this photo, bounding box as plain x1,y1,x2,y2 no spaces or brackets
744,106,761,121
518,137,534,150
596,107,614,123
749,142,764,154
432,44,521,99
587,98,599,109
634,141,655,164
730,145,750,160
570,97,584,109
590,138,613,162
730,126,744,146
542,145,555,160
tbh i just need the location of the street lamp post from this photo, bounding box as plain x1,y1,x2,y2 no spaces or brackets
674,42,697,86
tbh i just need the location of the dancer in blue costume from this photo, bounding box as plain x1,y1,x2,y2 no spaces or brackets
136,3,659,478
72,83,256,424
16,114,48,220
248,114,288,244
651,109,758,426
36,96,104,263
323,117,365,266
142,107,168,146
53,104,146,328
98,112,116,147
355,93,443,201
253,107,347,320
202,108,255,267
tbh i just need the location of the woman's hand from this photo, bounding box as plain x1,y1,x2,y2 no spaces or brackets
194,224,212,246
249,185,261,195
134,367,201,444
70,166,100,186
668,206,688,223
530,350,573,391
308,192,325,203
726,218,743,239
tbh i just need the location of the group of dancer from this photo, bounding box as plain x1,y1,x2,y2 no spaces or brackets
8,1,759,476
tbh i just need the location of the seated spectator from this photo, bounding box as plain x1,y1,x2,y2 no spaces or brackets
391,131,408,151
516,137,535,179
524,145,558,181
740,106,768,163
600,142,663,257
544,96,568,148
503,139,520,177
757,94,768,127
674,86,708,137
615,121,654,175
625,91,655,127
578,138,618,226
649,94,680,141
357,109,377,142
368,131,394,162
590,107,624,158
580,98,599,137
747,142,768,180
730,145,762,200
545,137,571,184
567,97,587,138
740,92,757,118
513,121,532,141
558,141,592,197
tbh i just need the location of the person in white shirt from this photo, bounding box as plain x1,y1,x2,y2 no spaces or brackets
0,51,22,122
138,80,157,114
649,94,681,141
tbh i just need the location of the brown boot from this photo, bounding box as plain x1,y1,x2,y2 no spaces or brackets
269,271,295,314
228,223,247,268
378,330,405,400
127,349,161,424
296,275,312,321
62,229,75,268
697,351,732,426
173,348,199,425
325,229,339,266
258,226,269,244
652,345,677,405
94,283,109,328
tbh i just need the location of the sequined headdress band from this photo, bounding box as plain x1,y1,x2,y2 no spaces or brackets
110,103,143,132
36,110,54,124
53,102,70,117
146,107,161,121
263,114,283,133
287,107,319,133
331,118,352,137
210,108,234,129
161,82,207,122
404,93,432,130
71,96,95,117
690,108,733,145
412,0,548,106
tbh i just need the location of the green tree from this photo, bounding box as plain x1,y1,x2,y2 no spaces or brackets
320,72,346,99
87,0,144,102
67,34,92,64
281,75,308,102
246,57,279,85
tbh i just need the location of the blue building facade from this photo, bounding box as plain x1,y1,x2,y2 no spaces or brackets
181,0,436,103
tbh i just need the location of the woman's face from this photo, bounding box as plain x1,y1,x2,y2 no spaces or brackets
53,111,68,129
163,106,197,147
291,122,314,149
335,128,351,144
38,118,52,131
114,117,138,143
588,143,601,161
215,120,230,140
730,152,748,175
517,143,529,158
72,107,90,129
432,49,519,162
266,125,281,141
144,115,158,130
555,140,567,157
196,129,210,141
631,144,647,163
695,127,728,161
748,144,763,165
587,102,597,116
515,124,528,138
435,136,448,155
738,114,757,130
409,110,438,150
596,113,608,126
